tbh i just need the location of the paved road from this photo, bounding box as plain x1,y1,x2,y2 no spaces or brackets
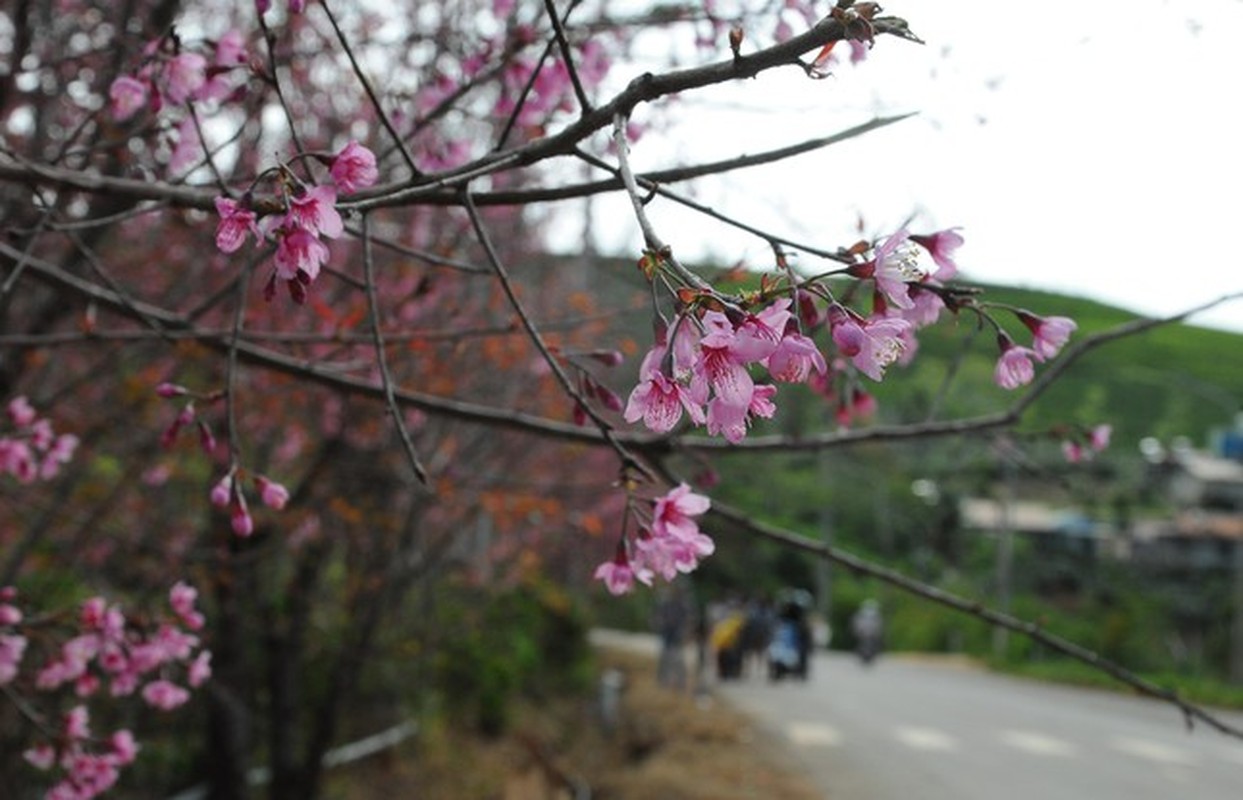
713,649,1243,800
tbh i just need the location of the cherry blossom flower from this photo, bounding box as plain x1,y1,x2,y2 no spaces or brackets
1089,423,1112,451
0,634,27,684
142,679,190,711
330,141,379,193
209,474,232,507
274,226,330,283
864,228,925,310
624,344,705,433
108,75,148,121
110,730,140,765
695,314,756,411
830,310,911,381
766,330,827,383
213,197,259,254
163,53,207,104
214,29,248,67
707,384,778,443
170,582,205,630
910,228,964,280
24,743,55,771
732,300,792,362
1019,312,1077,360
256,475,289,509
168,117,203,175
593,549,642,596
652,483,711,541
231,494,254,537
286,185,343,239
189,651,213,687
8,396,36,426
993,336,1038,390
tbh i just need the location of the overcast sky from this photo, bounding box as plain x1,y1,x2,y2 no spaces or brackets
552,0,1243,333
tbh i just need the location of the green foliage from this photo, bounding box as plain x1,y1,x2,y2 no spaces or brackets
432,578,593,737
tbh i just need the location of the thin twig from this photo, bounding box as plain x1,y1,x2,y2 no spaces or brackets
462,188,654,482
318,0,420,178
360,212,430,486
542,0,592,112
611,112,714,292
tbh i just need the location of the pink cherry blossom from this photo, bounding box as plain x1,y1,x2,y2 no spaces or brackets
189,650,213,687
142,679,190,711
65,705,92,739
1089,423,1112,451
168,116,202,175
24,743,55,771
110,730,140,765
213,197,259,254
274,226,331,283
593,551,641,595
215,29,248,66
766,331,827,383
624,344,705,433
707,384,777,443
256,475,289,509
1020,313,1077,360
831,311,911,382
651,483,711,541
869,228,925,309
170,582,205,630
108,75,148,121
163,53,207,104
330,141,379,193
695,317,756,410
231,500,254,537
0,634,27,684
286,185,343,239
732,300,792,362
210,474,232,507
910,228,964,280
993,337,1038,390
8,395,36,426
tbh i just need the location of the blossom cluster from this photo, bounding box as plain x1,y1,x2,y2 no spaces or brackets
213,140,378,303
594,484,714,595
992,311,1079,390
622,228,1080,446
107,31,248,122
1,396,79,483
210,467,290,537
108,30,250,176
2,585,210,799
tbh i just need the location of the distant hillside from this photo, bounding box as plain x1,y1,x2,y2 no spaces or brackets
885,281,1243,453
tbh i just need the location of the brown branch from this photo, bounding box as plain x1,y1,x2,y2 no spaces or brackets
359,212,430,485
462,188,654,481
318,0,421,179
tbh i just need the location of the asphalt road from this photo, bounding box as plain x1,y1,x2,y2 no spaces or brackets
714,649,1243,800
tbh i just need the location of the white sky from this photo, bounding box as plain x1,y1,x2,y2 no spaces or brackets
550,0,1243,333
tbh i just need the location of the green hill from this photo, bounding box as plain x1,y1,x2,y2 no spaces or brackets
885,282,1243,452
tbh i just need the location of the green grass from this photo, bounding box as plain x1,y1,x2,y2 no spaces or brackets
990,657,1243,711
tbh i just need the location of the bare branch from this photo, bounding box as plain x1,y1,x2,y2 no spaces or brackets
360,212,430,486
